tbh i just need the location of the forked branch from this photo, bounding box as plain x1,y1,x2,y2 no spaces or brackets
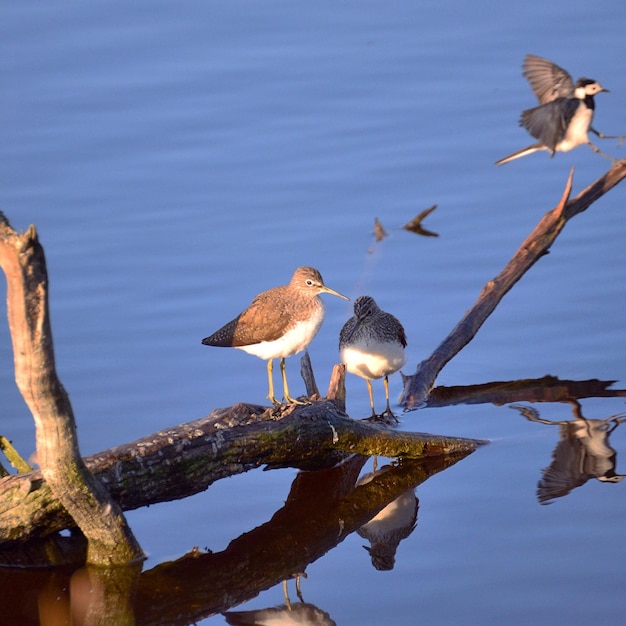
400,160,626,408
0,213,143,565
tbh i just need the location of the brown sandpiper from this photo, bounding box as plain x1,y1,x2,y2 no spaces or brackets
339,295,407,418
202,266,348,404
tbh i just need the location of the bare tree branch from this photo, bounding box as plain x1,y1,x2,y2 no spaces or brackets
400,161,626,409
0,213,144,565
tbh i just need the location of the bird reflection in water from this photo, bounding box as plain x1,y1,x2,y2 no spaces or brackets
511,402,625,504
356,462,419,570
224,574,337,626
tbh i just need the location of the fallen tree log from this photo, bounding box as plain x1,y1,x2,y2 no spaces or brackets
0,394,486,546
0,219,485,554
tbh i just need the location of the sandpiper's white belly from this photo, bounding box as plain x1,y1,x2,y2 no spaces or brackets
340,338,406,380
357,470,418,536
362,490,418,533
237,307,325,360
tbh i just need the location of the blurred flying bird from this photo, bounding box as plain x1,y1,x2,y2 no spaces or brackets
496,54,617,165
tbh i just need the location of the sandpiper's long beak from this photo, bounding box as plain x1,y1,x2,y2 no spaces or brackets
600,85,610,93
321,285,350,301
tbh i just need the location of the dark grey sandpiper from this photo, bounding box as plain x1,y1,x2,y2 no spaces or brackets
339,295,407,418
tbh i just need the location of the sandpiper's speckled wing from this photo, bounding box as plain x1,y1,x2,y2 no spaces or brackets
519,97,580,151
338,314,357,347
386,313,408,348
202,285,294,347
522,54,575,104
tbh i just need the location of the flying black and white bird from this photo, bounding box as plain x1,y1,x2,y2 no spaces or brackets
496,54,615,165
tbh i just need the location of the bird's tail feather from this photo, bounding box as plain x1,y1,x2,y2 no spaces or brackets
495,143,547,165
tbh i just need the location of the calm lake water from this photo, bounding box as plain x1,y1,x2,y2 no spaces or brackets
2,1,625,624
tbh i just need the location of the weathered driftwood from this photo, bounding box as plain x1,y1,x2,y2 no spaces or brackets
4,374,615,550
400,161,626,408
0,394,486,546
0,214,143,565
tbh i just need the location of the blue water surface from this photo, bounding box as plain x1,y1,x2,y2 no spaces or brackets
1,1,625,624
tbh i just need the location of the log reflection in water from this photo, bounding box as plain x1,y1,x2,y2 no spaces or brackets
132,450,472,624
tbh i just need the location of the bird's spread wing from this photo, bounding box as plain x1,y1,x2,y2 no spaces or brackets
522,54,574,104
519,98,578,151
536,438,587,504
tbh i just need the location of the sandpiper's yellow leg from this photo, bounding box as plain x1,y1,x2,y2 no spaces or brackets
282,573,306,608
280,358,304,404
267,358,279,404
384,375,392,414
382,375,398,421
295,573,304,602
282,579,292,610
366,378,376,417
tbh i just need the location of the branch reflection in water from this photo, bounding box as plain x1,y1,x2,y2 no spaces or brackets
423,375,625,505
425,375,626,408
0,449,471,625
133,452,468,624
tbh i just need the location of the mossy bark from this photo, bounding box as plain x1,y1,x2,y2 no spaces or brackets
0,398,485,547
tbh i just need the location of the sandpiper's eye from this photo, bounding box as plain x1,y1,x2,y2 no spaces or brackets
306,279,314,286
